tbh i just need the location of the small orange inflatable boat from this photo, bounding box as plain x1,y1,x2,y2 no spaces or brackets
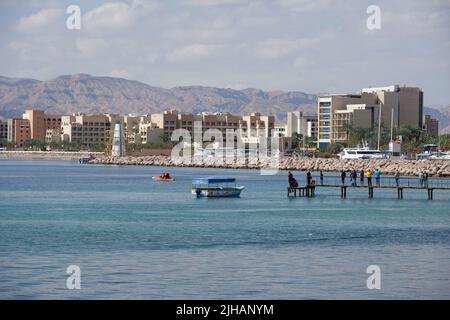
152,176,175,181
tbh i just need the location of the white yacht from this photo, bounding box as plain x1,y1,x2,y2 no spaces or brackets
339,148,385,160
429,151,450,160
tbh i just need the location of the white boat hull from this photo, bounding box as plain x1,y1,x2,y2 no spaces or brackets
191,186,245,198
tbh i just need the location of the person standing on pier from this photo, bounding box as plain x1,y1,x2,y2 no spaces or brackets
341,170,346,185
350,169,357,186
320,170,324,185
419,171,424,188
360,169,365,186
366,169,373,187
374,169,381,187
424,171,429,188
306,171,312,187
394,171,400,187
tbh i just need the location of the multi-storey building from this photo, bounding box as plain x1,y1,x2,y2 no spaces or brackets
61,113,123,147
273,124,287,137
239,113,275,144
4,110,59,146
317,85,424,149
423,115,439,138
45,115,62,130
7,119,31,147
151,110,179,137
139,122,164,144
23,109,46,142
286,111,318,139
44,115,62,144
0,120,8,142
148,110,274,146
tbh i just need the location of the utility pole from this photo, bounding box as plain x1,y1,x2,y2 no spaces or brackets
377,103,382,150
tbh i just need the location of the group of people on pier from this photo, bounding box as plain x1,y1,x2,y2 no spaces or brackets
288,169,432,189
341,169,381,187
288,171,315,188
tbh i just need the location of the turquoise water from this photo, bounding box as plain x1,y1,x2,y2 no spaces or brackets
0,159,449,299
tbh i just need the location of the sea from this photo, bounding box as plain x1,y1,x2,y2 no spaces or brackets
0,159,449,299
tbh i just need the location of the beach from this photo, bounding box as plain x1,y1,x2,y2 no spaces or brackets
0,151,103,160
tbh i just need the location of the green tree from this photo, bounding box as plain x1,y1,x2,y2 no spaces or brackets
440,134,450,151
25,140,47,150
291,132,303,150
89,143,107,152
344,123,374,148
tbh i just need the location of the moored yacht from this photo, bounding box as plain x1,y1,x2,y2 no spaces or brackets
339,148,385,160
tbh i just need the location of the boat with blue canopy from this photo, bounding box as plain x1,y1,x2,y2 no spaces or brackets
191,177,245,198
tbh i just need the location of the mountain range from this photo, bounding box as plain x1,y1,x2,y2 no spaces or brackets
0,74,448,133
0,74,316,121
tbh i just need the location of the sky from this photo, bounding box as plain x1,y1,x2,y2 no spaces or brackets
0,0,449,106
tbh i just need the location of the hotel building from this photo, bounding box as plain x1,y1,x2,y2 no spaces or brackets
317,85,423,150
149,110,275,146
0,120,8,141
286,111,318,139
61,113,122,147
7,119,31,147
22,109,46,142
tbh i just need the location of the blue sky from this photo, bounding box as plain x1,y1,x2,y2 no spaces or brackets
0,0,449,106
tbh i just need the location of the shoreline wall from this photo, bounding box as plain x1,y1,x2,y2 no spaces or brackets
0,151,103,160
87,155,450,177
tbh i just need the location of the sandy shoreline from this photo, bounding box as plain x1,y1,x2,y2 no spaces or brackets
0,151,102,160
87,155,450,177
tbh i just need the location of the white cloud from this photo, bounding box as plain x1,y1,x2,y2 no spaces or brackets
166,44,217,61
277,0,334,12
14,8,62,32
181,0,248,6
254,38,319,59
75,38,110,56
83,0,157,31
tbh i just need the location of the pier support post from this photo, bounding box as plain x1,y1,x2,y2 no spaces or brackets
368,187,374,199
341,186,347,198
397,187,403,200
428,188,433,200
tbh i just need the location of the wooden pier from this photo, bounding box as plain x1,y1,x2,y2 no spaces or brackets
287,175,450,200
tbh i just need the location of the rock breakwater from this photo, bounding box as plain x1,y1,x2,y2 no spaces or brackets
88,156,450,177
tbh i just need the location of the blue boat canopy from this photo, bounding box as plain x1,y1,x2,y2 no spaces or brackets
192,177,236,184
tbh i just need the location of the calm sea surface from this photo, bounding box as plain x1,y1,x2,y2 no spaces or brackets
0,159,449,299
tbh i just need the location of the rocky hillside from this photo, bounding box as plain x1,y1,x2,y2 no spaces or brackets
0,74,316,120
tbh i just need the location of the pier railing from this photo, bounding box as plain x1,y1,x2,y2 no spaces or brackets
299,174,450,189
